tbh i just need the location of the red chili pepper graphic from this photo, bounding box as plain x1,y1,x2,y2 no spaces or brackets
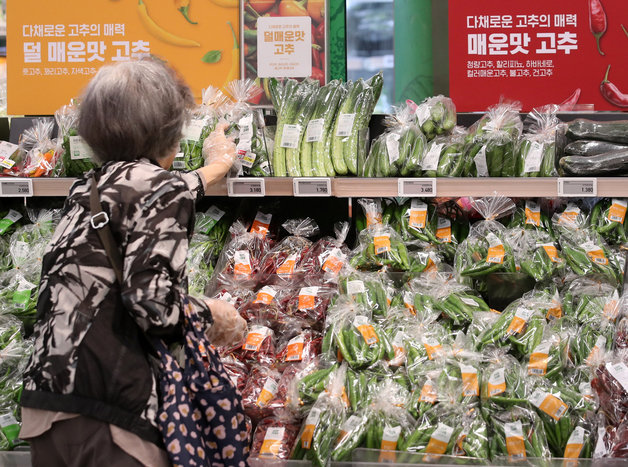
558,88,581,111
600,65,628,108
588,0,607,56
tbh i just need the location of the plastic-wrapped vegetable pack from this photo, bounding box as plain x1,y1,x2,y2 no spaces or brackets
490,406,551,460
54,101,97,177
212,221,273,287
338,270,389,320
508,199,557,241
361,104,425,178
258,218,318,285
350,224,410,271
20,118,59,178
300,222,351,284
515,105,561,177
589,197,628,247
455,196,517,279
412,95,457,142
420,130,467,178
284,285,337,327
463,102,523,177
507,228,565,283
242,365,282,421
291,364,348,466
249,411,301,460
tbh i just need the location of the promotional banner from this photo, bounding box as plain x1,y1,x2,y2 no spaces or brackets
241,0,327,106
8,0,239,115
449,0,628,112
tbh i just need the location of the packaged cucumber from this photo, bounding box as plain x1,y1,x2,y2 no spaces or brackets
412,95,457,142
271,78,319,177
329,72,383,175
463,102,523,177
299,80,345,177
515,105,561,177
361,103,424,177
420,130,467,178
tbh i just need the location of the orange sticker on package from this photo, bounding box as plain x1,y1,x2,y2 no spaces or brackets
234,250,252,276
285,335,305,362
425,423,454,455
260,426,284,457
486,233,505,264
300,408,321,450
353,315,379,346
243,325,271,352
505,421,526,460
409,200,428,229
460,363,479,397
298,287,318,310
256,378,278,407
529,389,568,421
608,199,628,223
525,201,541,226
253,286,277,305
373,234,391,255
488,368,507,397
436,217,452,243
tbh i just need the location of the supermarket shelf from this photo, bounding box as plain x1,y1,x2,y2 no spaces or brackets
13,177,628,198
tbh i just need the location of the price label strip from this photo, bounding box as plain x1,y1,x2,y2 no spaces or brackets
0,179,33,197
228,178,265,197
557,178,597,197
398,178,436,197
293,178,332,197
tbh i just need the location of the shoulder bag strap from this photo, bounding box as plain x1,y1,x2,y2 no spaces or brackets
89,173,124,284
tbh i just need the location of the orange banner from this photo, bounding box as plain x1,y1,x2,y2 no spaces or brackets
7,0,239,115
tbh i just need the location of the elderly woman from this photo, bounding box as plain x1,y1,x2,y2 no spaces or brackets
19,59,247,466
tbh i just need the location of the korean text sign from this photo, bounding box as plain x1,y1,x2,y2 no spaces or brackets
8,0,239,115
449,0,628,111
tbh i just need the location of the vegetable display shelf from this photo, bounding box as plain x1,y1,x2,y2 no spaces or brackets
18,176,628,198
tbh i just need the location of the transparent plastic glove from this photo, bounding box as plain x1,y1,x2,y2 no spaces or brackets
202,122,236,175
204,298,247,348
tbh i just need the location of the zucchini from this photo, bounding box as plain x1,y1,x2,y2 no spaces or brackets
344,88,374,174
567,119,628,144
272,79,301,177
559,150,628,176
565,139,628,156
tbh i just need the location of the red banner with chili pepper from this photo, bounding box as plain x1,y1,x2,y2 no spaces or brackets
7,0,239,115
241,0,327,106
449,0,628,112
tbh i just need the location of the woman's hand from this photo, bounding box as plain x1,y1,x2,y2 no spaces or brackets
203,298,247,348
196,122,237,189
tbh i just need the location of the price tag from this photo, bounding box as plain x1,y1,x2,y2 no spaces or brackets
293,178,331,197
558,178,597,197
227,178,265,197
0,179,33,197
398,178,436,197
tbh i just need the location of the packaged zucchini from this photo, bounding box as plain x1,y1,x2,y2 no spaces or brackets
463,102,523,177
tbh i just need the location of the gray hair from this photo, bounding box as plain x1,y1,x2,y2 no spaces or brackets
78,58,194,163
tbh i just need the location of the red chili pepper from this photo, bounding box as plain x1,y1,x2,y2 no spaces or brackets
588,0,607,56
315,22,326,45
312,45,321,70
600,65,628,108
310,66,325,86
558,88,581,111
